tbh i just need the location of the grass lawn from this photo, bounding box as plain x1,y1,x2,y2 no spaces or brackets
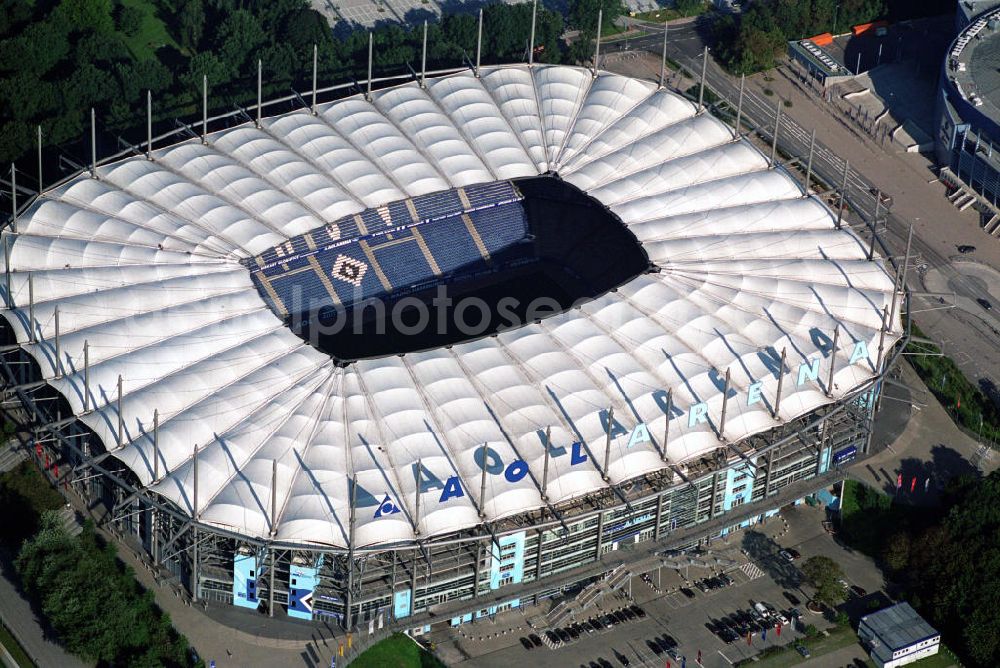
118,0,180,61
0,621,35,668
351,633,442,668
744,626,859,668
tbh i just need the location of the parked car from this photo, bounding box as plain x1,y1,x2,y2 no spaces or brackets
958,244,977,253
659,634,678,649
695,580,710,593
621,608,636,621
719,573,735,586
557,628,571,643
647,639,665,655
978,297,993,310
629,604,647,618
666,647,683,661
795,644,811,658
615,651,631,666
545,630,559,644
680,587,696,599
851,585,868,598
529,633,543,647
520,637,534,650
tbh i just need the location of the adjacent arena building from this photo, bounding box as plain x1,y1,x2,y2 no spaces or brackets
1,64,902,632
937,1,1000,209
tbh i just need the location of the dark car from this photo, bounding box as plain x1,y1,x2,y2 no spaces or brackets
958,244,977,253
545,630,559,644
622,608,637,621
647,639,665,655
566,626,580,640
629,604,646,618
529,633,543,648
614,651,631,666
680,587,696,599
520,637,534,650
695,580,710,592
978,297,993,310
719,573,734,586
783,591,801,606
659,634,678,649
850,585,868,597
795,644,811,658
557,628,571,643
602,614,615,628
612,610,627,624
598,659,614,668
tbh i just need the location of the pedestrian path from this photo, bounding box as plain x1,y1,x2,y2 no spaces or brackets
740,561,765,581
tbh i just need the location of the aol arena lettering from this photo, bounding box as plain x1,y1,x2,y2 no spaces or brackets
361,339,874,518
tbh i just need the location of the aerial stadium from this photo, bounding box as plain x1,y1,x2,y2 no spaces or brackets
1,62,903,633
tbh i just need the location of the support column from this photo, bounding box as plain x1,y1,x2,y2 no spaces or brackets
83,341,90,411
256,59,262,127
473,540,482,598
769,100,782,167
117,374,124,446
201,75,208,143
836,160,849,229
653,492,664,541
868,191,881,261
660,390,671,462
592,9,602,77
366,33,373,101
345,474,357,631
773,347,787,419
710,472,720,518
804,129,815,193
602,406,613,482
153,409,159,481
541,426,551,501
698,46,708,110
268,548,276,617
475,9,483,77
735,74,745,135
594,511,604,562
54,306,61,378
420,21,428,88
27,273,35,343
826,327,839,397
413,458,422,535
146,90,153,159
478,442,488,519
528,0,537,66
90,108,97,178
718,368,731,440
192,443,199,602
37,126,43,193
534,529,544,582
311,44,318,114
659,21,668,88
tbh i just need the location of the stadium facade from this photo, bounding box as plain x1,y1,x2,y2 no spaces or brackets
1,64,903,632
937,2,1000,208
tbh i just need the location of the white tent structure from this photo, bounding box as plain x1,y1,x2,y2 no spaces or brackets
2,65,901,549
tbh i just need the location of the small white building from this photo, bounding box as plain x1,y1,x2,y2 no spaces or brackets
858,602,941,668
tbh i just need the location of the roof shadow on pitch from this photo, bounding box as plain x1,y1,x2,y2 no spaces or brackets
257,175,651,363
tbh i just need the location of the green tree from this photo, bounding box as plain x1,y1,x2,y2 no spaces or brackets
569,0,625,34
117,5,145,37
214,9,266,76
177,0,206,52
801,555,847,608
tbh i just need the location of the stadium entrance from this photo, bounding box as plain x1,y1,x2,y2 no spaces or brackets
246,175,650,361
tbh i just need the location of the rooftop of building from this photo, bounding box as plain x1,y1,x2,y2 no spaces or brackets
949,5,1000,122
861,602,939,658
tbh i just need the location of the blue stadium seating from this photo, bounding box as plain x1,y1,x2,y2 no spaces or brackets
244,181,530,315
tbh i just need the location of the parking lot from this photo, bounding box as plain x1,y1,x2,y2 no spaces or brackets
433,502,883,668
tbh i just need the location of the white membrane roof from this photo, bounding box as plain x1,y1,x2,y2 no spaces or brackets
3,65,901,548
